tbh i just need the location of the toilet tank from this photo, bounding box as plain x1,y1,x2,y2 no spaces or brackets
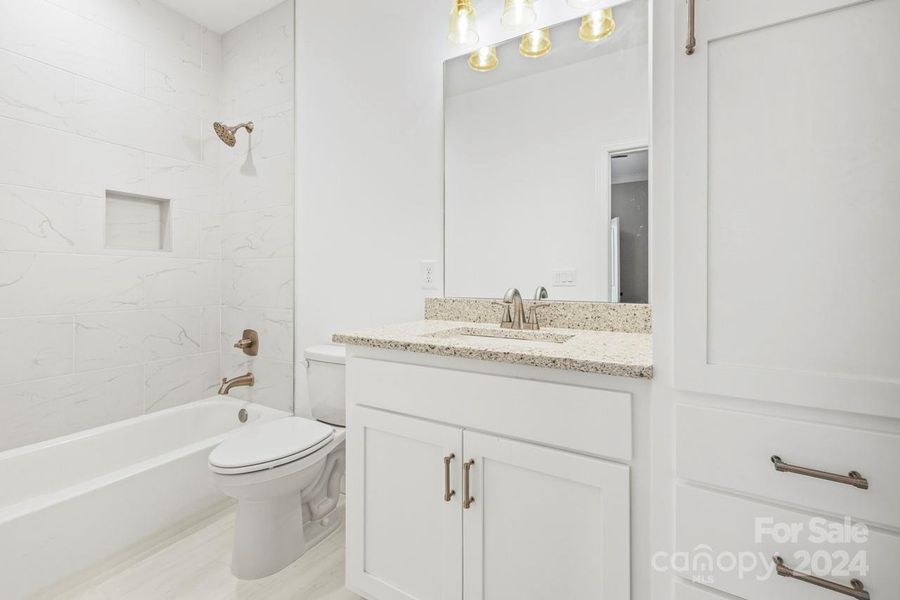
304,345,346,427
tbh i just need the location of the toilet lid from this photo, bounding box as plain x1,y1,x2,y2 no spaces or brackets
209,417,334,471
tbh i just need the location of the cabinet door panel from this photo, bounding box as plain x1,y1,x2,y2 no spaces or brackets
673,0,900,415
347,407,462,600
463,431,630,599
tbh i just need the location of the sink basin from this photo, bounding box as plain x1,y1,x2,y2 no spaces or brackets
425,327,575,347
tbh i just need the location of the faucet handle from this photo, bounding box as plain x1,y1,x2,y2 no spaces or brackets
526,302,552,330
492,301,513,327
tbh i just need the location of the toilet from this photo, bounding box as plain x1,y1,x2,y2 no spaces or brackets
208,345,347,579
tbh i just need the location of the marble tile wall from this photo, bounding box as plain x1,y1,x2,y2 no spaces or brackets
217,2,295,413
0,0,224,450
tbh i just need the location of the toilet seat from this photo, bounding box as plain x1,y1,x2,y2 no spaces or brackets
209,417,335,475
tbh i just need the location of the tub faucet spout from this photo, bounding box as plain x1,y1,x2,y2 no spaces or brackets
218,372,255,395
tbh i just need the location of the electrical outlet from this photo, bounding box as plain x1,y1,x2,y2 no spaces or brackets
420,260,438,290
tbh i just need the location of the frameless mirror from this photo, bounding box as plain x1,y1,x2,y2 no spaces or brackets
443,0,649,303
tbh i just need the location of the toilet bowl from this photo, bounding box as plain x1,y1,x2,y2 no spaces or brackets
209,345,347,579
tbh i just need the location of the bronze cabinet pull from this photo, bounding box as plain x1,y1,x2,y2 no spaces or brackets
773,556,870,600
771,456,869,490
685,0,696,55
443,454,456,502
463,459,475,509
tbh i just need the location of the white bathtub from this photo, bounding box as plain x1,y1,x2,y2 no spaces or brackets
0,397,288,599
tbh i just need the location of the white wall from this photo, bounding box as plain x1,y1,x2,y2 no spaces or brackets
445,46,648,300
0,0,223,450
293,0,446,415
218,1,295,413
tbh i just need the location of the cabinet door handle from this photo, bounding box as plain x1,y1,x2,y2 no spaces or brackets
774,556,870,599
771,456,869,490
685,0,696,55
463,459,475,509
443,453,456,502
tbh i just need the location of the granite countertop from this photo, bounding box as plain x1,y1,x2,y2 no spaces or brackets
332,320,653,379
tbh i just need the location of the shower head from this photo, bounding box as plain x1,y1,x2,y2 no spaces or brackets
213,121,254,147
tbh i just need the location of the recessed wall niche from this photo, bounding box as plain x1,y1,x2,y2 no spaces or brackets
104,191,172,251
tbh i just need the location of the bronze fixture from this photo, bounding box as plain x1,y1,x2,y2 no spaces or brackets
463,459,475,509
218,372,255,395
771,455,869,490
443,454,456,502
233,329,259,356
685,0,696,55
213,121,254,147
773,556,869,599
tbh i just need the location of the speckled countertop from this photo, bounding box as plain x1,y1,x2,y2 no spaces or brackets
332,320,653,379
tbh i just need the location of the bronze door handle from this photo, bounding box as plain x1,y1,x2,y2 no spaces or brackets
463,459,475,509
773,556,870,599
771,456,869,490
443,454,456,502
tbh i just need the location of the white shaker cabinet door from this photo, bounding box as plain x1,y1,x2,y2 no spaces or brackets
346,407,463,600
672,0,900,416
462,431,630,600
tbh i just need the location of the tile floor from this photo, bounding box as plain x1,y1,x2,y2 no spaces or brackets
43,503,362,600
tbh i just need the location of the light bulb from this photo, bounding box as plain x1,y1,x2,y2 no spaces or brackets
567,0,604,9
501,0,537,30
448,0,479,46
468,46,499,72
519,28,551,58
578,8,615,42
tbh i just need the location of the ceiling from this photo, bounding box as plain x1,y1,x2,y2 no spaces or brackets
156,0,288,34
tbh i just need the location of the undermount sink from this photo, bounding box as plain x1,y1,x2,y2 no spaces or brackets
425,327,575,346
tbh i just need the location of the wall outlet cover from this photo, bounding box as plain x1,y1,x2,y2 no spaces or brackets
421,260,438,290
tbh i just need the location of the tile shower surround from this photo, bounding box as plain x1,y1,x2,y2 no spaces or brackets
0,0,295,450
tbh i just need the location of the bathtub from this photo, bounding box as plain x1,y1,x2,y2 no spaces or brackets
0,397,288,599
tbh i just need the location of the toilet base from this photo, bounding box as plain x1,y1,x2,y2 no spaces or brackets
231,491,305,579
230,497,343,579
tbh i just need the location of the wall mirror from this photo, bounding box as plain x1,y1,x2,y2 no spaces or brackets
443,0,649,303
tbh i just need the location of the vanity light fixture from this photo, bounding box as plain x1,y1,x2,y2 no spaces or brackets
519,28,552,58
448,0,479,46
468,46,499,72
578,8,616,42
501,0,537,29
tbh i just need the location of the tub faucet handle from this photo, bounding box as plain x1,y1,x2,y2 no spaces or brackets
233,329,259,356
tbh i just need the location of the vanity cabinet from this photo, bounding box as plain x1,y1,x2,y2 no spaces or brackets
345,351,639,600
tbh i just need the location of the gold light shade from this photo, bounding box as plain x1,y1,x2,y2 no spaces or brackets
448,0,479,46
468,46,499,72
567,0,604,9
519,28,551,58
501,0,537,29
579,8,616,42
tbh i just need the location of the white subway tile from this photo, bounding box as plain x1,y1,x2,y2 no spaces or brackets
0,185,79,253
223,205,293,259
0,118,144,196
142,258,220,309
74,308,203,372
0,366,143,451
144,352,219,412
44,0,202,67
0,316,73,385
222,153,294,212
145,155,220,213
146,52,218,114
222,257,293,310
0,0,145,95
0,253,144,316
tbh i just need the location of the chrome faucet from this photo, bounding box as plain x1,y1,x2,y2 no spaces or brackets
218,372,255,395
498,287,551,330
502,288,527,329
